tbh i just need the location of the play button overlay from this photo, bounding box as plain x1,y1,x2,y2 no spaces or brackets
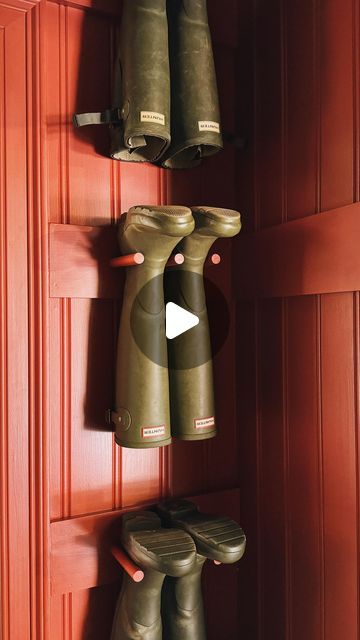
166,303,199,339
130,271,230,370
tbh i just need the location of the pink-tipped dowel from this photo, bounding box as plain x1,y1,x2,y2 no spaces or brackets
110,253,145,268
112,546,144,583
209,253,221,266
166,253,185,267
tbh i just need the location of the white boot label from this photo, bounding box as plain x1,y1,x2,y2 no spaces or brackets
198,121,220,133
166,303,199,340
194,416,215,430
142,425,166,439
141,111,165,125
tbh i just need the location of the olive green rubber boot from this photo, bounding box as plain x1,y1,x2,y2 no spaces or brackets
161,0,223,169
73,0,171,162
111,511,197,640
166,207,241,441
111,0,171,162
157,500,246,640
113,206,194,448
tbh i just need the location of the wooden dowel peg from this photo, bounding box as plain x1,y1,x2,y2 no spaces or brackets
166,253,185,267
110,253,145,268
111,545,144,582
208,253,221,266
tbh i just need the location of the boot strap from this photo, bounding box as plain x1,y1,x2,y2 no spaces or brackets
73,108,122,128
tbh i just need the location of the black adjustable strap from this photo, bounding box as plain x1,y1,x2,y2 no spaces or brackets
73,108,122,128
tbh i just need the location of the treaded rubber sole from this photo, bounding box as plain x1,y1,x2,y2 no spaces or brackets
156,500,246,564
122,511,197,577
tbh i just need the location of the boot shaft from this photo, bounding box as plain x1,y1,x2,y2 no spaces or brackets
162,0,223,168
166,206,241,440
114,206,194,449
111,0,170,162
161,557,207,640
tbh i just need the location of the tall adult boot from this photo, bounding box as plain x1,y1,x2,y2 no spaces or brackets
157,500,246,640
74,0,171,163
166,206,241,441
111,511,197,640
113,206,194,448
161,0,223,169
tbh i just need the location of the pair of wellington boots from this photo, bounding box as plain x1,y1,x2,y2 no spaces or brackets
74,0,222,169
111,500,246,640
112,205,241,449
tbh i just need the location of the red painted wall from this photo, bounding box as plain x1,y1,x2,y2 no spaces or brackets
0,0,243,638
2,0,358,637
236,1,360,638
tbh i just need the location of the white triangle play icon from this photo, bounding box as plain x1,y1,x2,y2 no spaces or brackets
166,302,199,340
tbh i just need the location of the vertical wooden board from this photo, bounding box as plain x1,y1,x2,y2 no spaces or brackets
49,298,62,521
320,293,358,640
207,240,236,491
45,2,62,224
259,298,286,639
198,141,237,213
215,47,236,134
4,13,31,639
82,299,116,432
207,315,238,490
204,562,240,640
119,162,162,214
207,0,239,49
287,296,322,640
255,0,284,228
121,447,163,507
170,441,207,497
166,166,203,208
0,27,7,640
235,0,255,234
286,0,317,220
320,0,354,210
50,595,63,640
67,7,113,224
70,299,114,516
236,300,259,638
71,583,120,640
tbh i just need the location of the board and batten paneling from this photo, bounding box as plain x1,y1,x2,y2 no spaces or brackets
235,0,360,638
0,0,244,638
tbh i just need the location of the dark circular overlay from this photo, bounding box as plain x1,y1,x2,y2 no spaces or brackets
130,271,230,370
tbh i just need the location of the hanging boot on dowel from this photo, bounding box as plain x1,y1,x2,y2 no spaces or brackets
111,511,196,640
161,0,223,169
157,500,246,640
74,0,171,163
165,207,241,441
112,205,194,449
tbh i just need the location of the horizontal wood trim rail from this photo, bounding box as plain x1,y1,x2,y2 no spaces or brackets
236,202,360,298
49,223,122,299
49,223,225,299
50,488,240,595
